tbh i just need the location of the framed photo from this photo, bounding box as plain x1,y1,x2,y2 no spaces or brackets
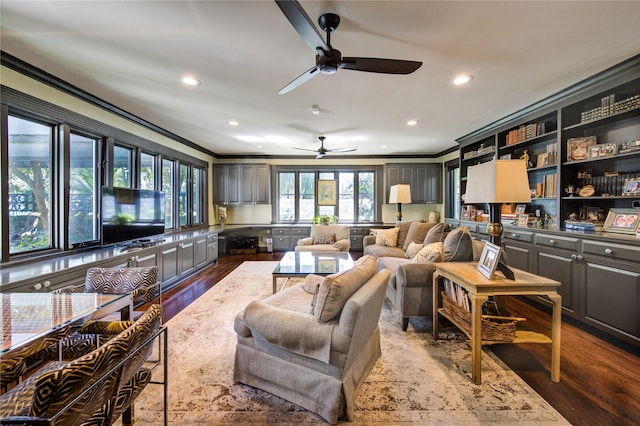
567,136,596,161
589,142,618,158
602,209,640,235
316,258,338,274
516,213,529,227
515,204,527,214
477,242,502,279
461,209,471,220
536,152,549,168
317,180,337,205
622,178,640,196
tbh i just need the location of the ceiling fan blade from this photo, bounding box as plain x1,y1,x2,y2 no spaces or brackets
340,57,422,74
316,152,326,159
278,65,320,94
291,146,319,152
327,147,357,153
275,0,329,52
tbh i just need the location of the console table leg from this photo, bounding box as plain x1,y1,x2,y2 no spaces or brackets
470,293,488,385
548,293,562,382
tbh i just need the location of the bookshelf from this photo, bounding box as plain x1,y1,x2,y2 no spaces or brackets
456,55,640,235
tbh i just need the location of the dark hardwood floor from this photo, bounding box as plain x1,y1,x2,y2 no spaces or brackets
149,252,640,426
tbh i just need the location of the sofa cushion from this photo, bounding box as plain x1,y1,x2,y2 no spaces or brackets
314,234,335,245
375,227,399,247
314,255,376,323
411,242,444,264
423,222,450,245
402,222,435,251
376,256,409,290
363,244,407,259
405,242,423,259
395,221,419,249
442,226,474,262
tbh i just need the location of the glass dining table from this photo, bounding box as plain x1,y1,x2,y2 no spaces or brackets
1,292,133,356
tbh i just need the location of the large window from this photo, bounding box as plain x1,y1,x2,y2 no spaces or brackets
7,116,53,254
2,98,209,262
276,169,378,223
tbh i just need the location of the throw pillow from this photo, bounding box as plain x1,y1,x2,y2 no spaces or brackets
313,234,336,245
314,255,376,323
405,241,424,259
375,227,400,247
411,242,443,264
423,222,450,245
442,226,474,262
395,220,423,249
402,222,434,251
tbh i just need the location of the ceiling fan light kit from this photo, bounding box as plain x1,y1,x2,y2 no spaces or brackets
275,0,422,94
292,136,357,159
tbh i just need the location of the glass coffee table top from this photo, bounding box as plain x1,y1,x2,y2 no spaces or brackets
273,251,354,276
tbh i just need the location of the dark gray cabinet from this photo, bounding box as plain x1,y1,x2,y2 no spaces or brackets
384,163,442,204
195,236,208,268
215,163,270,205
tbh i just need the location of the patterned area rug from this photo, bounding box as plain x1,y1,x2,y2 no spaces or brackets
133,261,569,425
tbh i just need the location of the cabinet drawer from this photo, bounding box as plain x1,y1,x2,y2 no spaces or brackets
290,228,310,237
207,234,218,243
350,228,365,236
582,240,640,263
272,228,288,236
503,229,534,242
535,234,580,251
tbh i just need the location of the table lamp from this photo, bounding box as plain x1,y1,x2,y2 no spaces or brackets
389,184,412,222
465,160,531,278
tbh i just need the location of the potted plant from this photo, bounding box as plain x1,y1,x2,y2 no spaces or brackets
312,214,338,225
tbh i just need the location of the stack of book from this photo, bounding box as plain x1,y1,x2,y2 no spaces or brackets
564,220,596,233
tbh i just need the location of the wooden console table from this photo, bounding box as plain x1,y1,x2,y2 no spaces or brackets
433,262,561,384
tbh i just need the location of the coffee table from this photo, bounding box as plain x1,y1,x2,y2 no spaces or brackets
272,251,354,293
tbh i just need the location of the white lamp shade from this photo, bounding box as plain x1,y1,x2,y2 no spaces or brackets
465,160,531,203
389,184,412,204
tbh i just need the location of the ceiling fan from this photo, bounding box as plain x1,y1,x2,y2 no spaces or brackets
292,136,357,159
275,0,423,94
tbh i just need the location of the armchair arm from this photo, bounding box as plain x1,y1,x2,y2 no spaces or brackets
363,235,376,247
296,237,314,246
78,320,133,335
396,262,438,288
242,300,334,363
333,238,350,251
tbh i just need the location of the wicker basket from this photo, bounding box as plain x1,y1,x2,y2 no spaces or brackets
441,292,519,342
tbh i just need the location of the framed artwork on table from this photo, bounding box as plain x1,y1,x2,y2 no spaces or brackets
316,258,338,274
317,180,337,205
477,242,502,279
602,209,640,234
516,213,529,227
622,178,640,196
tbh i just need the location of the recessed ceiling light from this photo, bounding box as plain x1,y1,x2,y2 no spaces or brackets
255,145,263,149
311,105,320,115
180,75,201,86
453,74,473,85
381,145,389,148
228,120,239,126
407,119,419,126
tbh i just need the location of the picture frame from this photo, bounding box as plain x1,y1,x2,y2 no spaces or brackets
516,213,529,227
477,241,502,279
589,142,618,158
567,136,596,162
602,209,640,235
317,180,337,206
461,209,471,220
536,152,549,168
515,204,527,214
316,258,338,274
622,178,640,196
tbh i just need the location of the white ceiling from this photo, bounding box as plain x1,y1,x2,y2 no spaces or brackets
1,1,639,158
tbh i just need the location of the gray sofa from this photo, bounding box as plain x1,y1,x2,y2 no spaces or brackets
364,223,484,331
233,255,390,424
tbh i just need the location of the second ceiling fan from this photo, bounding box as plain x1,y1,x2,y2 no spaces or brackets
292,136,356,159
275,0,423,94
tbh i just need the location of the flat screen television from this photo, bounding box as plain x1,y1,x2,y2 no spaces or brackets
101,186,165,246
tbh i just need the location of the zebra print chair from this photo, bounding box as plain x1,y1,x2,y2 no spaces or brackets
0,304,163,425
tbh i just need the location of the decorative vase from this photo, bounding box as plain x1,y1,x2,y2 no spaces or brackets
429,211,440,223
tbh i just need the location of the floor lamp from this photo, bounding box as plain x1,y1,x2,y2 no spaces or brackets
465,159,531,279
389,184,412,222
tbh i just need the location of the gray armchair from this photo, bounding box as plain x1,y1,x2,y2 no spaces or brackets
295,225,351,252
234,256,390,424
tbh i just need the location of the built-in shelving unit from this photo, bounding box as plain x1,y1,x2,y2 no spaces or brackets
456,55,640,232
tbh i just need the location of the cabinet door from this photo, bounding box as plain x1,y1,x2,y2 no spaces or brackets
426,164,443,203
254,164,270,204
132,252,158,268
179,240,195,276
582,256,640,342
207,234,219,262
226,165,240,204
161,245,179,283
385,165,413,203
535,246,580,316
240,165,255,204
502,240,534,272
195,236,208,268
213,166,226,204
